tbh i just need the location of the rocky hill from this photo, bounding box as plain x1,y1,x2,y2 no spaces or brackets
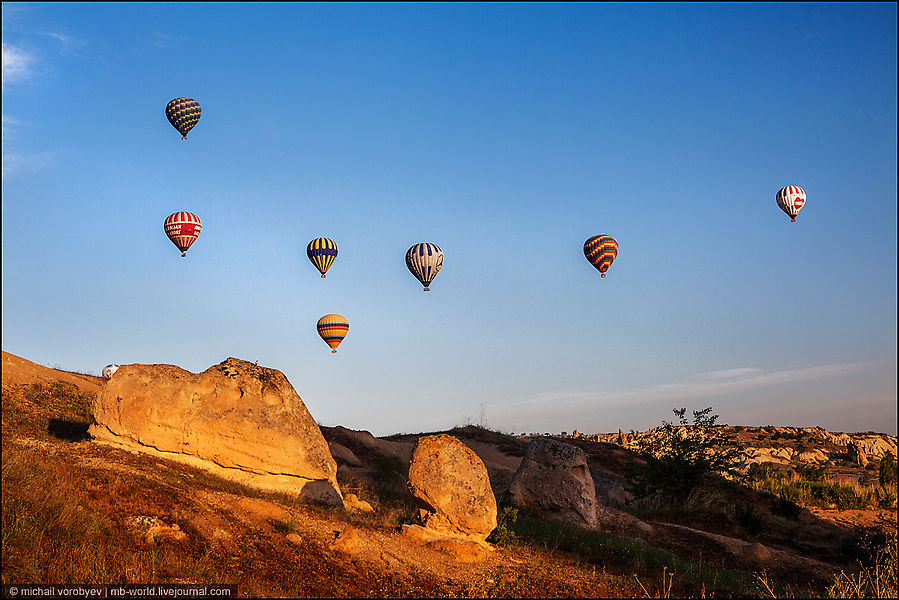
565,425,897,477
2,350,897,598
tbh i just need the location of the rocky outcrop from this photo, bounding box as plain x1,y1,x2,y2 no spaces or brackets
89,358,342,505
593,475,632,507
406,434,497,544
507,438,598,529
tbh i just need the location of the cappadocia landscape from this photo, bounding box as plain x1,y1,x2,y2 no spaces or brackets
2,3,896,599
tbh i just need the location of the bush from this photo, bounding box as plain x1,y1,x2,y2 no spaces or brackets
487,506,519,546
772,492,803,519
880,452,897,488
794,464,826,482
733,505,764,535
629,407,741,502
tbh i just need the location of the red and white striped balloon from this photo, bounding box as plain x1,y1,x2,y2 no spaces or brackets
776,186,806,222
164,212,202,257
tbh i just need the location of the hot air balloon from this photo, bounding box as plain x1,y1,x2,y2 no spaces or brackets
164,211,202,257
102,364,120,379
584,235,618,278
405,243,444,291
317,314,349,353
776,186,806,222
165,98,201,140
307,238,338,278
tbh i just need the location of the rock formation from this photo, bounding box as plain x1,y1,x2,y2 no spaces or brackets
89,357,342,505
406,434,497,544
507,437,598,529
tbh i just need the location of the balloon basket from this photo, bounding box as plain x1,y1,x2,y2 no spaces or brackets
321,274,326,278
181,253,187,257
182,136,187,140
423,287,430,292
331,350,337,353
791,218,796,222
601,274,606,278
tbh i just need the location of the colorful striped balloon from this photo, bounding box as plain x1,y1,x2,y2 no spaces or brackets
776,186,806,222
307,237,338,278
165,98,201,140
405,243,444,291
584,235,618,278
317,314,349,353
164,211,202,257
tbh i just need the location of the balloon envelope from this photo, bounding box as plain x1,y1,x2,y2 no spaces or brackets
776,186,806,222
405,243,444,291
307,238,338,277
584,235,618,277
165,98,201,139
164,212,202,256
102,364,120,379
317,314,349,353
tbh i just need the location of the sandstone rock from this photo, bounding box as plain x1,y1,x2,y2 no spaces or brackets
286,533,303,546
343,493,374,513
407,434,497,543
847,441,869,467
89,358,342,504
426,538,490,563
328,526,365,556
329,441,363,467
331,426,414,463
128,516,187,544
743,542,772,563
596,505,654,535
592,475,632,507
507,437,598,529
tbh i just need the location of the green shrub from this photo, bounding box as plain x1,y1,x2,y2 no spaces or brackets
487,506,519,546
772,492,803,519
733,505,764,535
794,464,826,482
880,452,897,488
629,407,741,502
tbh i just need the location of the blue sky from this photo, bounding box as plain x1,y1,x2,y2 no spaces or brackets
3,3,896,437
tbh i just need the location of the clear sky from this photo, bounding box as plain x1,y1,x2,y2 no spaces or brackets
3,3,896,437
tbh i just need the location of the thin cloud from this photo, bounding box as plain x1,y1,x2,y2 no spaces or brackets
39,31,85,56
149,32,189,48
1,115,55,178
494,362,880,418
1,42,34,88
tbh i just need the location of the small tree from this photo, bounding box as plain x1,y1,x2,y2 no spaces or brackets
629,407,742,502
880,451,897,488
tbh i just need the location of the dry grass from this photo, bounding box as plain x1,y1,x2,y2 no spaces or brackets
3,374,896,598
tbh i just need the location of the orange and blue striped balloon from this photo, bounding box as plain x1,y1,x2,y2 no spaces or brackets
165,98,201,140
584,235,618,278
317,314,349,353
307,238,338,278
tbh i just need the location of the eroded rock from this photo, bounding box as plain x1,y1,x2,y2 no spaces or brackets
507,437,598,529
407,434,497,544
89,358,342,504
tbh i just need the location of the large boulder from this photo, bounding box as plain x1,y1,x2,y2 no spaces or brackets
507,438,597,529
89,357,342,504
406,434,497,544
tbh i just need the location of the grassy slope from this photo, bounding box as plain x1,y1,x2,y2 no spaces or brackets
1,356,895,598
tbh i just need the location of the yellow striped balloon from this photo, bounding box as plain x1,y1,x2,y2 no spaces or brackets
317,314,348,353
307,237,338,278
584,235,618,278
